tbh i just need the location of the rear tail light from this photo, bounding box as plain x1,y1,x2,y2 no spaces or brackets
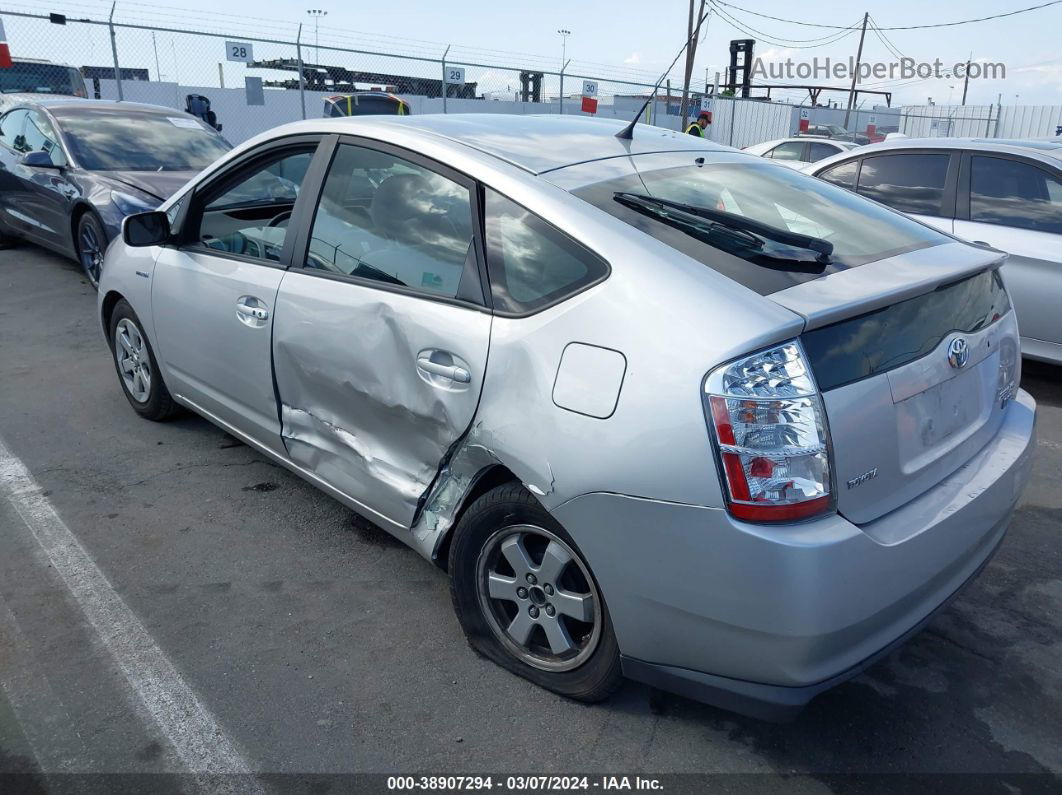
997,333,1019,409
703,341,833,522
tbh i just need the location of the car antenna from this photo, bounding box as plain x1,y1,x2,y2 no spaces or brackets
615,7,712,141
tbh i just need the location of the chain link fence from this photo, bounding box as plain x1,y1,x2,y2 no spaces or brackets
2,6,1056,149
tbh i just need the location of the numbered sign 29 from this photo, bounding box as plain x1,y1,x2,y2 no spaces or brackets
444,66,465,86
226,41,253,63
582,80,598,97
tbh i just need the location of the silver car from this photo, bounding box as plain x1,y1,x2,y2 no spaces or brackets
98,115,1036,720
806,137,1062,364
742,136,859,169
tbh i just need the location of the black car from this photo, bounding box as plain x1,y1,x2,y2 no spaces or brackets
0,97,231,288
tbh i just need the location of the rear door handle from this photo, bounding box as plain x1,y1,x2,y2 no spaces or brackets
236,303,269,320
416,357,471,383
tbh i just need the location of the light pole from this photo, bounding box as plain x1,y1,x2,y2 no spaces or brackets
557,29,570,73
307,9,327,67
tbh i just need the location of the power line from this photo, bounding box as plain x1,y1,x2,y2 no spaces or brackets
711,0,1062,30
709,3,861,49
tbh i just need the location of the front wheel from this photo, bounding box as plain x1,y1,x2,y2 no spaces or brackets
76,211,107,290
109,299,180,421
449,483,622,702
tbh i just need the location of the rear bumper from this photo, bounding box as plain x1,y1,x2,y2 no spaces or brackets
551,389,1036,718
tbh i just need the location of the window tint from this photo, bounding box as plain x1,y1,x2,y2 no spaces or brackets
818,159,858,189
196,148,315,263
809,142,840,162
970,156,1062,234
21,111,65,165
767,141,805,161
0,109,27,151
484,189,609,314
305,144,474,298
856,153,950,215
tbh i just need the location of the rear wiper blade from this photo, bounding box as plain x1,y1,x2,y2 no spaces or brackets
614,192,834,264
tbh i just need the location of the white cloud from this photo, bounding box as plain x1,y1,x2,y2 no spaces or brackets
623,52,641,64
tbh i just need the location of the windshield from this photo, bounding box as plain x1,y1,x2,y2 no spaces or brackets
53,108,231,171
571,156,948,294
827,125,847,135
1,63,87,96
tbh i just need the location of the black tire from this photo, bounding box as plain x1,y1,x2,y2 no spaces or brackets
109,299,180,421
449,483,623,702
76,211,107,290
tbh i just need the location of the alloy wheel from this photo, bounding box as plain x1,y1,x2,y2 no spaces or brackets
78,219,104,288
114,318,152,403
476,524,602,672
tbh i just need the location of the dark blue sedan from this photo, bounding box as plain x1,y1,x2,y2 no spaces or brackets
0,96,231,288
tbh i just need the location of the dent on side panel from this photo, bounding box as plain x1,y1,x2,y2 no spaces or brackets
272,277,490,534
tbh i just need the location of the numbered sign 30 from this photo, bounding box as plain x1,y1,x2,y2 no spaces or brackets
444,66,465,86
582,80,598,97
226,41,254,63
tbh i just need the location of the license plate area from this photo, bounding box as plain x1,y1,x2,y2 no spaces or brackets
893,359,993,474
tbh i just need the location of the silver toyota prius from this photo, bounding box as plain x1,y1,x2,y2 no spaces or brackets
97,115,1037,720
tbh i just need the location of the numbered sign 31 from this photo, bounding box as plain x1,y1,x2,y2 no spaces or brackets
226,41,253,63
444,66,465,86
582,80,598,97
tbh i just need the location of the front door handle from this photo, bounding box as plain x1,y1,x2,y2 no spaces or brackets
416,357,471,383
236,303,269,321
235,295,270,327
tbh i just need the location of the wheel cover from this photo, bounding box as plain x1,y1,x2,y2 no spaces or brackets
476,524,602,672
78,219,104,288
114,318,152,403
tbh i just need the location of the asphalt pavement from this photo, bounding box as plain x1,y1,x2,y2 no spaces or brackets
0,246,1060,792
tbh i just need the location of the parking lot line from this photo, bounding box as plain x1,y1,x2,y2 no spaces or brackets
0,435,259,782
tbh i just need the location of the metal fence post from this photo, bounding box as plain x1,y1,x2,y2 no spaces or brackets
728,98,736,146
559,59,569,116
296,23,306,120
108,2,123,101
441,46,450,113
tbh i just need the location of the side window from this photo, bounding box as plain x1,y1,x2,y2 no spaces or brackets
484,189,609,314
818,159,859,190
970,156,1062,234
809,142,841,162
856,153,950,216
0,109,28,151
305,144,475,298
22,111,65,165
767,142,805,161
195,148,315,263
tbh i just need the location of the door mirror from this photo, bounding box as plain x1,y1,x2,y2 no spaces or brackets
122,211,170,247
21,150,59,168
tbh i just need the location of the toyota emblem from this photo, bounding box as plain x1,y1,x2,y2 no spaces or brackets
947,337,970,369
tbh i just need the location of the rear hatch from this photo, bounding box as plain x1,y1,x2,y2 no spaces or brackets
772,242,1018,525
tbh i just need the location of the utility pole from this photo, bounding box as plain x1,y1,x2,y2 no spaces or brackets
844,11,868,128
306,9,327,66
961,52,972,105
557,29,570,72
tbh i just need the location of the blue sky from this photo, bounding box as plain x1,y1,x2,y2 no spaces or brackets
3,0,1061,106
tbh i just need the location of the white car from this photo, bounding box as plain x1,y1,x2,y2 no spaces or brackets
743,137,860,169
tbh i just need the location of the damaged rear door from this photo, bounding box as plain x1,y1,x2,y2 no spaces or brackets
272,140,491,531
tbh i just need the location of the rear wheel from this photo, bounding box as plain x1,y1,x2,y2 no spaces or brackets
449,483,622,701
76,211,107,290
109,299,180,421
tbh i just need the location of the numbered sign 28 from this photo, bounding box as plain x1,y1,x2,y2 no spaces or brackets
226,41,253,63
444,66,465,86
582,80,598,97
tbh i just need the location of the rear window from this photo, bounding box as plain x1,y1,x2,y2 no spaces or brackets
572,158,947,295
803,269,1011,391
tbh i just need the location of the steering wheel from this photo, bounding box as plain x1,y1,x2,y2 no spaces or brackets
268,210,292,228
